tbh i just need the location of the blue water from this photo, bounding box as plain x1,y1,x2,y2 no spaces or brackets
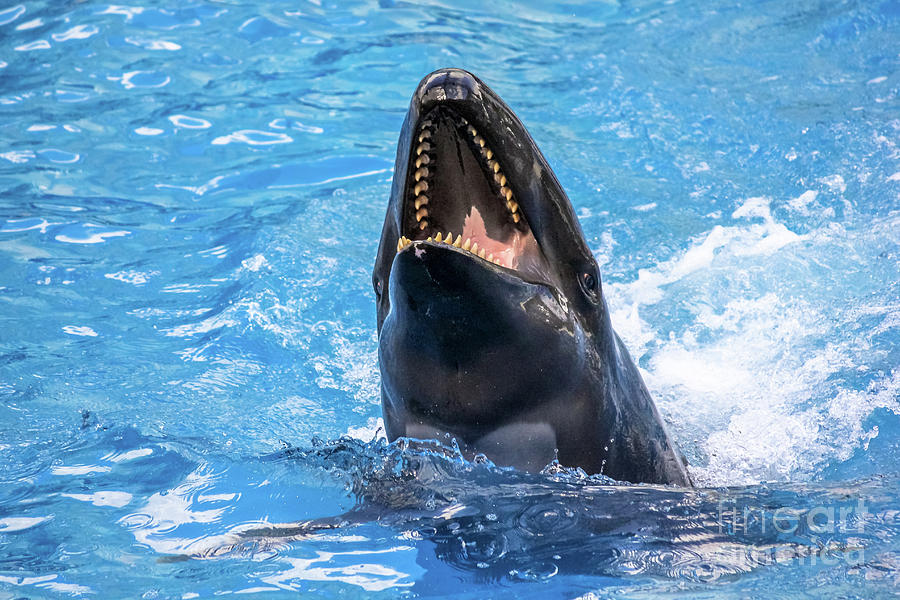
1,0,899,597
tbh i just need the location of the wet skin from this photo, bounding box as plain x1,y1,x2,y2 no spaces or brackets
373,68,691,486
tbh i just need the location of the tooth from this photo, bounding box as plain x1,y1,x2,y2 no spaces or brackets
427,236,433,242
415,154,430,168
415,167,429,181
416,142,431,155
498,174,506,186
445,232,452,243
475,136,485,147
485,149,493,160
414,181,428,196
453,234,462,247
492,161,500,173
487,253,494,262
419,220,429,230
463,238,471,251
478,248,486,259
435,233,442,243
422,120,433,127
397,239,402,252
416,207,428,221
512,213,520,223
507,200,519,213
471,242,478,254
502,187,513,202
467,125,477,136
495,259,502,265
418,130,431,142
415,195,429,209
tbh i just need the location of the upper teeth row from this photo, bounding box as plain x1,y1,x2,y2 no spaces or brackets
411,117,520,233
465,124,519,223
397,233,504,266
413,119,434,231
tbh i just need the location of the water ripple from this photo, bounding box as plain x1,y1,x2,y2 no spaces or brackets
212,130,293,146
168,114,211,129
120,70,171,89
14,39,50,51
0,5,26,27
124,36,181,51
51,24,99,42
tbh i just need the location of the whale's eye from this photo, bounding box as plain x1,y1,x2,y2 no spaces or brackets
579,270,599,298
374,277,383,298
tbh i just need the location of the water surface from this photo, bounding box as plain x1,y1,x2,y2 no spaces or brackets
1,0,899,597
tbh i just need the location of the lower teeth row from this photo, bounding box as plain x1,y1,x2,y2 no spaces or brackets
397,233,502,266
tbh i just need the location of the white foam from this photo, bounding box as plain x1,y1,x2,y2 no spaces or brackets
105,270,158,285
731,196,772,220
818,173,846,193
241,254,269,272
788,190,818,212
346,417,386,442
313,330,381,407
605,197,896,486
614,197,804,318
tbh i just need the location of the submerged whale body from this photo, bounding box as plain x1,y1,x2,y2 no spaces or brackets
373,68,691,486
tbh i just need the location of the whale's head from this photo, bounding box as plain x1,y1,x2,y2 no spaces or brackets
373,68,614,449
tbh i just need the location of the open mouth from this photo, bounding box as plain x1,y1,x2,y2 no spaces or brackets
395,106,544,274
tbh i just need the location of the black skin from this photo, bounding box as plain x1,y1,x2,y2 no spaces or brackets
373,68,692,486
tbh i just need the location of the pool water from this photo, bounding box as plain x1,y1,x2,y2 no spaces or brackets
1,0,898,597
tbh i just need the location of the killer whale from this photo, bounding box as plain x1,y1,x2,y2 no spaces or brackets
373,68,691,486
